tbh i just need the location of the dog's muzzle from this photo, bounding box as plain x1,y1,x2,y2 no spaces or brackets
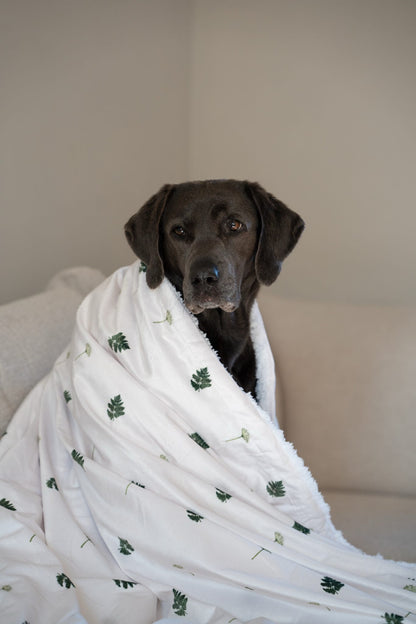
183,259,240,315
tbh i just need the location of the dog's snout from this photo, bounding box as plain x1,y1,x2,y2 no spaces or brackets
184,256,238,314
190,260,219,287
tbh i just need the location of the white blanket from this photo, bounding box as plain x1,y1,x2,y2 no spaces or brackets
1,260,415,624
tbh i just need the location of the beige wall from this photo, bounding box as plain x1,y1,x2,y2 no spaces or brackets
2,0,416,305
190,0,416,304
0,0,191,303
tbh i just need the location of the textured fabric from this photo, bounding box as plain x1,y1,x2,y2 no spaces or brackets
258,293,416,497
1,261,415,624
0,267,105,434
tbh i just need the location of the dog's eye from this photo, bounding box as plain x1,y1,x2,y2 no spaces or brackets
227,219,245,232
172,225,186,237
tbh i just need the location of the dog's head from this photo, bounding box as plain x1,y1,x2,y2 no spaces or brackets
125,180,304,314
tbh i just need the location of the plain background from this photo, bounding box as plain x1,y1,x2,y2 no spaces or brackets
1,0,415,305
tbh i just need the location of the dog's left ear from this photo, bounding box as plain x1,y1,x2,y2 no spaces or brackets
246,182,305,285
124,184,173,288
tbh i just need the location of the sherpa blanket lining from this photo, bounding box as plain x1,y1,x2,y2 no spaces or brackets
0,260,415,623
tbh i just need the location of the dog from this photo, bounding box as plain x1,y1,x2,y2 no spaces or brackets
125,179,304,399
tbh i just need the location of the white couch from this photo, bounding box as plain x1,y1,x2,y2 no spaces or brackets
259,291,416,562
1,268,415,562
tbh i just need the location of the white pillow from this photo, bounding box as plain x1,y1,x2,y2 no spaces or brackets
0,267,105,435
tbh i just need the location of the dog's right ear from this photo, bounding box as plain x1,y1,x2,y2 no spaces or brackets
124,184,174,288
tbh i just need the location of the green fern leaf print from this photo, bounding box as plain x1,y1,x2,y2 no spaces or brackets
382,614,404,624
46,477,59,491
293,521,311,534
186,509,204,523
108,332,130,353
274,531,284,546
71,449,85,470
321,576,345,595
63,390,72,403
113,579,137,589
216,488,232,502
139,261,147,273
0,498,16,511
118,537,134,555
266,480,286,498
189,432,210,449
404,584,416,593
172,588,188,616
107,394,125,420
190,367,212,391
56,573,75,589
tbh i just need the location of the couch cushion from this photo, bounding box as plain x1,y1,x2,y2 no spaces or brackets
323,490,416,563
258,293,416,497
0,267,105,434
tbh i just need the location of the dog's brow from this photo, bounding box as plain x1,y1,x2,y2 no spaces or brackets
211,203,228,218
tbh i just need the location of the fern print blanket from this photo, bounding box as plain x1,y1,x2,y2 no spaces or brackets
1,260,415,624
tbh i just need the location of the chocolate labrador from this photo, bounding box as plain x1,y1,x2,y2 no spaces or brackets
125,179,304,399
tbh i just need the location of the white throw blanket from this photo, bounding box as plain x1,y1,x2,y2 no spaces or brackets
1,260,415,624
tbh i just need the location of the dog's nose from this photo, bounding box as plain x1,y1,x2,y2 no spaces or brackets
190,260,219,286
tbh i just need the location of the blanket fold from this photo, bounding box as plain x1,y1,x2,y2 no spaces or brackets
1,260,415,624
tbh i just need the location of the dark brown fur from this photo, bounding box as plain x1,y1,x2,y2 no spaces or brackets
125,179,304,399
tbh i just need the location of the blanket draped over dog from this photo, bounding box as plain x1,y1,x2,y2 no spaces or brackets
1,261,415,624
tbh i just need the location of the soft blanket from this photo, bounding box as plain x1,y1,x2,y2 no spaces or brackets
1,260,415,624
